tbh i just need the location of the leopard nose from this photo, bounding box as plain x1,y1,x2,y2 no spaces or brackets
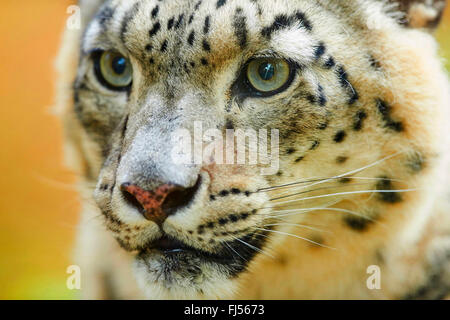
120,178,200,225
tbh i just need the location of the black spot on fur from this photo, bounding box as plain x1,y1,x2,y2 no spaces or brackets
160,39,168,52
187,30,195,45
336,156,348,164
145,44,153,51
314,42,326,60
149,21,161,37
203,16,211,34
334,130,347,143
233,8,248,49
231,188,241,194
225,119,235,130
310,140,320,150
151,5,159,19
216,0,227,9
188,13,195,24
167,17,175,30
369,55,382,69
194,1,202,10
376,176,402,203
202,39,211,51
317,121,328,130
201,58,208,65
353,110,368,131
229,214,239,222
339,177,352,183
295,156,304,163
261,11,312,38
344,216,373,232
175,14,184,29
209,195,216,201
219,190,230,197
218,218,229,225
324,56,335,69
240,212,250,220
375,99,404,132
286,148,296,155
318,85,327,106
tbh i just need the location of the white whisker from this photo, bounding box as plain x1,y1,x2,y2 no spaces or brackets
269,182,372,201
228,234,275,259
254,227,336,250
263,207,385,227
260,152,404,196
266,188,418,208
263,223,330,233
223,241,248,263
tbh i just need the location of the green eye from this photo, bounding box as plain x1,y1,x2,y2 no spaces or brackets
94,51,133,90
246,58,291,94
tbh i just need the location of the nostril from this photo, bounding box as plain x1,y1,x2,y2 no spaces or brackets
121,184,146,214
162,177,201,215
119,176,201,223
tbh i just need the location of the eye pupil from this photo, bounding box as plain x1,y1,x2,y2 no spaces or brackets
258,62,275,81
112,56,127,75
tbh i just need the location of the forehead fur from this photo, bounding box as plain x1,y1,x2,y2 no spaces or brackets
81,0,396,58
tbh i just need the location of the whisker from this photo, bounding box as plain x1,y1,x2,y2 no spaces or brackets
257,152,404,193
269,182,372,201
228,234,276,259
262,207,384,227
265,188,418,208
263,222,330,233
222,241,248,264
253,227,336,250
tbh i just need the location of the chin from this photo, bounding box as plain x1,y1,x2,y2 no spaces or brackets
132,236,240,300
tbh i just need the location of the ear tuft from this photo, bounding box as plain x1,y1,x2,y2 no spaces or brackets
390,0,447,29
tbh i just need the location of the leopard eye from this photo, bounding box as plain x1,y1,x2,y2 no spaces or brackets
93,51,133,91
246,58,291,95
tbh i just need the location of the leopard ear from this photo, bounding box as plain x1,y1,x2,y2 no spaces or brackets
389,0,447,29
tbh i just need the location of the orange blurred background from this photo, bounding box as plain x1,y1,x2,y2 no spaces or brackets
0,1,449,299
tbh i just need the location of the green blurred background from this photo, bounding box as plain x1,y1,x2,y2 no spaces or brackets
0,1,449,299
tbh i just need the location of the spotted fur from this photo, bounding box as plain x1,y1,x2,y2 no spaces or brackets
55,0,450,299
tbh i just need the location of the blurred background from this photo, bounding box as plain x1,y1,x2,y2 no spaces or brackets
0,1,449,300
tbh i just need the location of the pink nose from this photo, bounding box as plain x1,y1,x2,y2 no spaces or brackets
120,183,180,224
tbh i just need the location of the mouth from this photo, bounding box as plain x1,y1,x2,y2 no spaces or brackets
134,230,270,294
141,234,233,265
137,233,248,275
145,235,195,254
